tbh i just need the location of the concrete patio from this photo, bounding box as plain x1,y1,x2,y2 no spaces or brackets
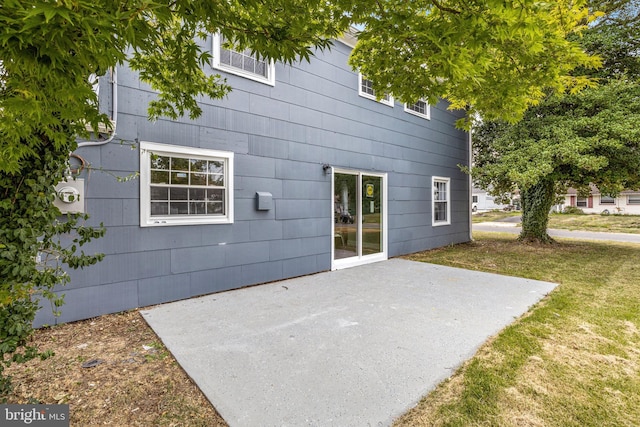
142,258,557,426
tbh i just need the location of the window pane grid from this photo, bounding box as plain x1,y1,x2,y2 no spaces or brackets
361,76,391,101
361,77,375,96
408,100,427,115
434,181,447,201
434,202,447,221
149,152,226,217
219,36,269,79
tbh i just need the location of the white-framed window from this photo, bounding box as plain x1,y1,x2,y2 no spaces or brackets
358,74,393,107
432,176,451,226
404,99,431,120
576,197,588,207
600,195,615,205
140,141,234,227
628,194,640,205
212,33,275,86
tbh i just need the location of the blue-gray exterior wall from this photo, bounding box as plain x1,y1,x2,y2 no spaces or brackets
35,40,470,327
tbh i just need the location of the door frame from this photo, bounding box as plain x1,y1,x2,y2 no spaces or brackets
331,168,388,270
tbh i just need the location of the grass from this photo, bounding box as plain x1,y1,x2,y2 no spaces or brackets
548,213,640,234
473,210,640,234
472,210,522,223
396,232,640,426
6,230,639,425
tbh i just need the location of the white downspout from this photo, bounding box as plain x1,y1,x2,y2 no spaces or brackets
77,67,118,147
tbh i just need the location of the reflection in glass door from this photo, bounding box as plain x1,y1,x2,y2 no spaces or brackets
333,173,358,260
333,170,387,269
362,175,382,256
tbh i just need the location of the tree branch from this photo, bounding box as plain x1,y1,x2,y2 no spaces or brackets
431,0,462,14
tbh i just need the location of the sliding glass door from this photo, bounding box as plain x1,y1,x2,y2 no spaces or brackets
332,169,387,269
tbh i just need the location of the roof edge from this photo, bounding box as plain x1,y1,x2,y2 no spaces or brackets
336,27,358,49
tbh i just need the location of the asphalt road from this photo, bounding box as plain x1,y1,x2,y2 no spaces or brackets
474,221,640,244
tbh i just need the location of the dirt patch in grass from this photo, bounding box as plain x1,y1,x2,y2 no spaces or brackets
4,310,227,426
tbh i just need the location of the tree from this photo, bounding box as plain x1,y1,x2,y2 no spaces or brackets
1,0,599,396
349,0,600,126
472,4,640,242
474,81,640,242
0,0,360,399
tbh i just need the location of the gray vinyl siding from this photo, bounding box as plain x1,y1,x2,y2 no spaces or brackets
35,39,469,326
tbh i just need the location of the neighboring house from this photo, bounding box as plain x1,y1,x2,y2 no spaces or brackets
472,187,513,212
37,33,471,326
561,187,640,215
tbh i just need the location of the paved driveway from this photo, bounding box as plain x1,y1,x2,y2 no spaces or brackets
142,259,556,426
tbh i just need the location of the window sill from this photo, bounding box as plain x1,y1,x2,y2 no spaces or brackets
359,92,394,107
212,63,275,86
404,106,431,120
432,221,451,227
141,216,234,227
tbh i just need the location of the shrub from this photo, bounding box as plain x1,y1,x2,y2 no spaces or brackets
563,206,585,214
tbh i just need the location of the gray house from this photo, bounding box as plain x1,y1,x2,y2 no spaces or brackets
37,34,471,326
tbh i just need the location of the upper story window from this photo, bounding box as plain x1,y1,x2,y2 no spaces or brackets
140,141,234,227
432,176,451,226
358,74,393,107
212,33,275,86
404,99,431,120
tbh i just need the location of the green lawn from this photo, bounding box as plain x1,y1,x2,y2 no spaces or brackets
473,210,640,234
548,213,640,234
396,232,640,426
472,210,522,223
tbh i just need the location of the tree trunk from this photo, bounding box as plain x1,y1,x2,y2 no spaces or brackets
519,179,556,243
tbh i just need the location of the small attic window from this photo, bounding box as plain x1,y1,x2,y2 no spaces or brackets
358,74,393,107
212,33,275,86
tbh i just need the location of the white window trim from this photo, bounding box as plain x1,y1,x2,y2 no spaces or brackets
404,99,431,120
628,195,640,205
358,73,394,107
432,176,451,226
331,168,388,271
212,33,275,86
140,141,234,227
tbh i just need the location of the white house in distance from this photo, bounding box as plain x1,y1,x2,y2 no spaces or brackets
561,186,640,215
472,187,513,212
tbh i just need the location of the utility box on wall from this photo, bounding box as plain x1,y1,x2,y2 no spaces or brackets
256,192,273,211
53,178,85,214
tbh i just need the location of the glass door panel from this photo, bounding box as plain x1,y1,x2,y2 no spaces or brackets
333,173,358,260
362,175,382,256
